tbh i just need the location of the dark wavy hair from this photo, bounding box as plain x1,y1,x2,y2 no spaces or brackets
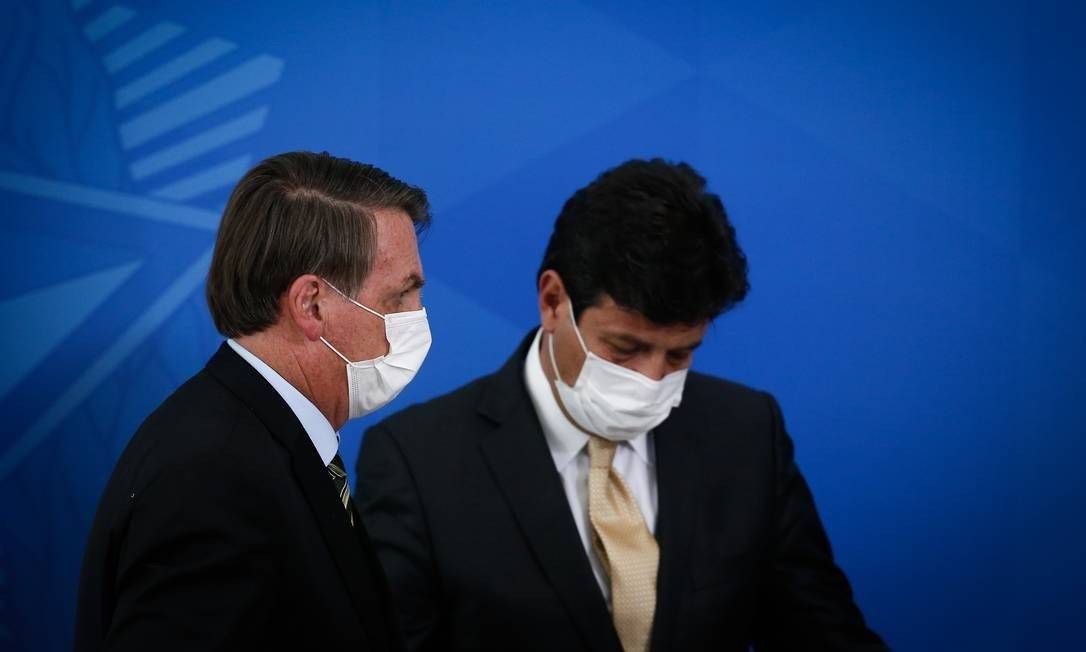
538,158,749,325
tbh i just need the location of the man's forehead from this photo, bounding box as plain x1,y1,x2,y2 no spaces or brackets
582,296,708,343
347,210,421,302
372,208,417,251
370,211,421,269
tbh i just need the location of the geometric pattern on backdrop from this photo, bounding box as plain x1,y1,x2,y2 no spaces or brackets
0,1,280,647
0,0,282,479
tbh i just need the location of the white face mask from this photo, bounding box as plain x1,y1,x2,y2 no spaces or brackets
548,303,687,441
319,279,432,420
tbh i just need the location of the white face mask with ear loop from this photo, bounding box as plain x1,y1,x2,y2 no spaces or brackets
547,302,687,441
319,278,432,420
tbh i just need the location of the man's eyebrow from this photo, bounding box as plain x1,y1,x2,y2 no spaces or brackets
402,274,425,290
382,274,425,300
602,332,704,351
602,333,649,347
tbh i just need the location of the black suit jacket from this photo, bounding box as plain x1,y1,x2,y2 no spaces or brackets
356,331,887,651
75,343,402,651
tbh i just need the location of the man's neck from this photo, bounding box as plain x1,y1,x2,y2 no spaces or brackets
234,330,344,430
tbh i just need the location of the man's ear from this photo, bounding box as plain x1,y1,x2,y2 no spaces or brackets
538,270,567,333
284,274,326,342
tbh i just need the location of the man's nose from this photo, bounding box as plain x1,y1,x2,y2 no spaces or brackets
629,353,670,382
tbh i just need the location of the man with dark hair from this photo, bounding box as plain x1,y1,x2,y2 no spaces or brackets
75,151,431,651
357,159,887,651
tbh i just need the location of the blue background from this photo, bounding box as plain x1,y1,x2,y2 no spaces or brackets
1,1,1084,649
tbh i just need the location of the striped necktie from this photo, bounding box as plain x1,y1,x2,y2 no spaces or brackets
326,453,355,527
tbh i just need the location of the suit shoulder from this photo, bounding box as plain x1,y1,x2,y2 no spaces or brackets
115,369,283,492
373,372,491,434
679,371,780,433
362,373,504,468
135,370,243,448
685,370,769,404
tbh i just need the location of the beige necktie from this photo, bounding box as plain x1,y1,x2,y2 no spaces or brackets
588,436,659,652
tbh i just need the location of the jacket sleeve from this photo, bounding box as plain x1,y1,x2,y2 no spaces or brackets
754,393,890,651
356,422,442,652
103,450,282,651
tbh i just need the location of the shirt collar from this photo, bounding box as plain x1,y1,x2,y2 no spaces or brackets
522,328,652,471
227,339,340,466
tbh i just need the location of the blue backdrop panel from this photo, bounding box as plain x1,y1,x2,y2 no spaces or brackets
1,1,1083,650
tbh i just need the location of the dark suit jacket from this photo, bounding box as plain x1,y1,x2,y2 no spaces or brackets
75,343,402,651
356,331,888,651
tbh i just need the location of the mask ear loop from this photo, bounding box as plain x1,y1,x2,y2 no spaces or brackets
566,301,590,355
321,278,387,321
546,329,563,385
320,278,389,363
320,336,351,364
548,301,591,390
543,299,586,386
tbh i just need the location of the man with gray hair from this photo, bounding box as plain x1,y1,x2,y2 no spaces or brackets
75,151,431,651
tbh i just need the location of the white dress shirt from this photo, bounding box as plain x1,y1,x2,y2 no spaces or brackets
522,328,658,606
227,339,340,466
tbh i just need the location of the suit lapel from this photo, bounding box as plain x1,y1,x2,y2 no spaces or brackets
205,343,393,650
477,333,623,652
648,404,701,651
290,438,394,650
